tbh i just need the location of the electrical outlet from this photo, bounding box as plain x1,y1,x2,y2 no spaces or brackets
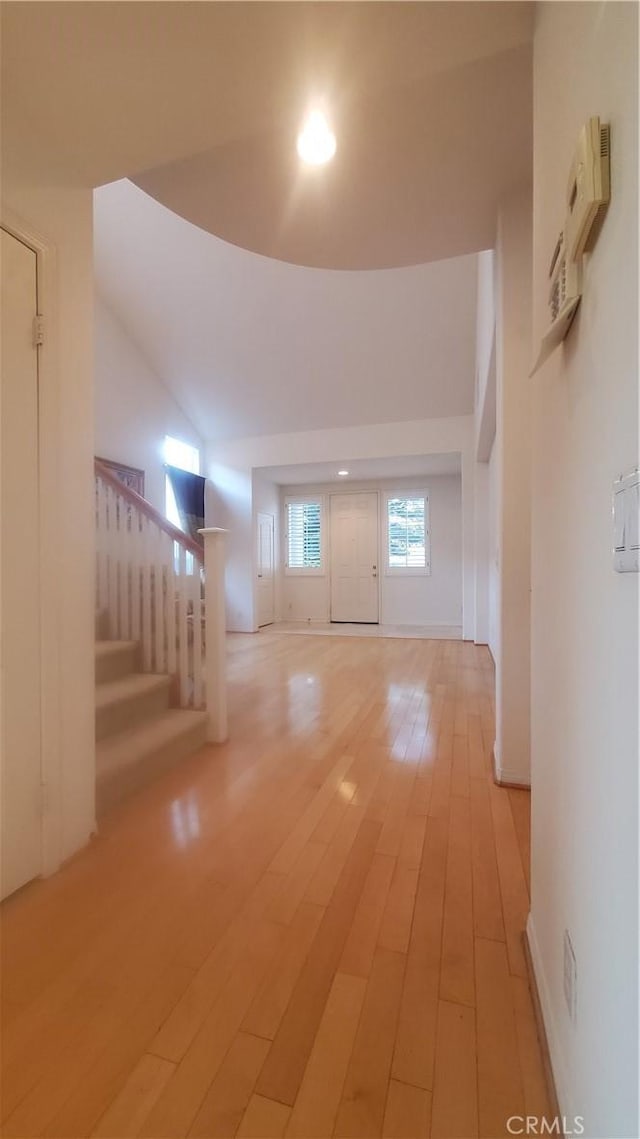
563,929,577,1025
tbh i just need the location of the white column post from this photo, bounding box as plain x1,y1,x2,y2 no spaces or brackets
198,527,228,743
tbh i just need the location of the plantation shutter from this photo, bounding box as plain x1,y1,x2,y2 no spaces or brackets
387,496,429,569
287,501,322,569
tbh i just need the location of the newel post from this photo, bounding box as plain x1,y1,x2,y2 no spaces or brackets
198,528,228,743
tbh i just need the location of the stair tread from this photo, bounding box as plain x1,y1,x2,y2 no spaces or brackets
95,671,170,711
96,709,208,776
95,640,138,658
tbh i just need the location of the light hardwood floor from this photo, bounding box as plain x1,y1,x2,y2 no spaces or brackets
1,631,550,1138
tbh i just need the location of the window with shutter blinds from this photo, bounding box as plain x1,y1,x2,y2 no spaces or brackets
285,499,323,573
386,493,430,574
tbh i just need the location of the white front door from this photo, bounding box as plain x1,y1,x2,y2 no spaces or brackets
1,228,42,900
330,493,379,623
256,512,275,627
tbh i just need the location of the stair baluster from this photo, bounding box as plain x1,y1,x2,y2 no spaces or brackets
94,458,224,722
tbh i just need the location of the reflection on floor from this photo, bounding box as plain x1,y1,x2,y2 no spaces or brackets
276,620,463,640
1,630,549,1138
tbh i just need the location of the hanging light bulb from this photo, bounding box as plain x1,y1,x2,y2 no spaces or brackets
296,109,337,166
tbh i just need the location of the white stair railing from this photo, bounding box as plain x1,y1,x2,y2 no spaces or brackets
95,459,227,737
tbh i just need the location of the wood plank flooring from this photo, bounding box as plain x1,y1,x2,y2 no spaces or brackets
1,631,551,1138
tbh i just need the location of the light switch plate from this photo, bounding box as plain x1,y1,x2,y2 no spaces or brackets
613,468,640,572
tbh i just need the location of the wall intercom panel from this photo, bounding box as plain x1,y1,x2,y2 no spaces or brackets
531,116,611,375
565,117,611,262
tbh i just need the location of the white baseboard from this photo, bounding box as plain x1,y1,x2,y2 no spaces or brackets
526,913,572,1124
492,744,531,788
400,620,461,627
496,764,531,789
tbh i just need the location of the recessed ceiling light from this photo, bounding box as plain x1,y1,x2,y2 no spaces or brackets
297,110,336,166
338,469,349,477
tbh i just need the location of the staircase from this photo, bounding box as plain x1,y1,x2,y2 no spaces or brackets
95,632,207,815
94,458,227,815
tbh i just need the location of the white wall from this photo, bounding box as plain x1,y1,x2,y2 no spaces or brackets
207,414,476,636
529,4,638,1136
94,295,203,513
473,251,497,650
281,476,462,627
494,186,533,786
2,176,96,870
475,250,496,402
206,461,253,632
487,438,499,663
475,249,497,462
473,462,490,645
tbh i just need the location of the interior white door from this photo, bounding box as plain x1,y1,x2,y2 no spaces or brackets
256,512,275,627
330,493,379,623
1,228,42,899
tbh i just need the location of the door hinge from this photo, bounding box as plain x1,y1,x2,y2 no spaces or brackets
32,314,45,347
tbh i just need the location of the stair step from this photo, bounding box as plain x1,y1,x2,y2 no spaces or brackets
95,640,139,684
95,609,109,640
96,672,171,741
96,709,208,815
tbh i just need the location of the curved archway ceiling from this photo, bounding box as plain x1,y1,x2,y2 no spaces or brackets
4,1,532,270
134,7,533,270
136,43,531,270
139,59,532,268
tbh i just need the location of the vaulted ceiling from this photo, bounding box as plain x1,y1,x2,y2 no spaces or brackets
95,181,478,442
